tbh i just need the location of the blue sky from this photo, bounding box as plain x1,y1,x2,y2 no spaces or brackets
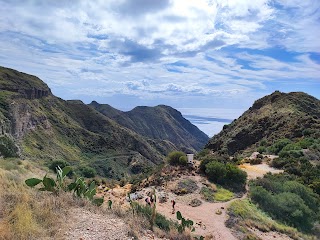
0,0,319,136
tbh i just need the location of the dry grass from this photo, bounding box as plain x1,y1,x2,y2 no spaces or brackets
0,163,82,240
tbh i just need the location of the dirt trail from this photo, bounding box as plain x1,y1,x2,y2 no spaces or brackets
61,208,130,240
76,163,285,240
137,175,247,240
157,199,240,240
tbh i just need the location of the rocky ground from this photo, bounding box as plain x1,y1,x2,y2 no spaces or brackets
62,161,289,240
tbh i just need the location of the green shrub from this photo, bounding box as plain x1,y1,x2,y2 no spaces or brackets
229,199,311,240
250,174,320,232
199,156,218,173
279,150,304,158
205,161,227,182
132,202,172,231
79,166,96,178
204,161,247,191
298,138,315,149
225,163,247,191
257,146,266,153
268,138,292,154
179,155,188,166
214,187,234,202
167,151,186,166
200,186,215,202
0,135,19,158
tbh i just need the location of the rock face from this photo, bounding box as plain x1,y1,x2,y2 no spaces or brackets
0,66,51,99
205,91,320,155
9,101,51,139
89,102,209,152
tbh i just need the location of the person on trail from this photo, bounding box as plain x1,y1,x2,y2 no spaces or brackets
145,197,151,206
171,199,176,214
150,195,155,206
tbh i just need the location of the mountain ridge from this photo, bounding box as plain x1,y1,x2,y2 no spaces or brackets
205,90,320,156
0,66,206,178
89,102,209,152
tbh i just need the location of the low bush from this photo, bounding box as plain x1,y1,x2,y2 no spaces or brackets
200,186,215,202
204,160,247,191
250,174,320,232
214,187,234,202
257,146,266,153
228,199,312,240
167,151,187,166
249,158,262,165
205,161,227,182
267,138,292,154
0,135,19,158
174,179,198,195
132,202,172,231
78,166,96,178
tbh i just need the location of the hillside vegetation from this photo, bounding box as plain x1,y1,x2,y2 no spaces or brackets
90,101,209,152
0,66,207,180
206,91,320,157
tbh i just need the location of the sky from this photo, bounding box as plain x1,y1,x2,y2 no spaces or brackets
0,0,320,136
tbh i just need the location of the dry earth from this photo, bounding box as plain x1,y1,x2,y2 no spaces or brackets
61,162,288,240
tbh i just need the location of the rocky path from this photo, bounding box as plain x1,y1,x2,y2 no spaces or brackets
61,208,130,240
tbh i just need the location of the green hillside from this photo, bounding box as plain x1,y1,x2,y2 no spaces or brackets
89,102,209,152
206,91,320,157
1,67,195,179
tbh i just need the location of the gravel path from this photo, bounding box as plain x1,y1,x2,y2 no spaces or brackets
63,208,131,240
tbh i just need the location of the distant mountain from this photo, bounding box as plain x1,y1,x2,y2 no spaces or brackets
0,66,207,179
205,91,320,155
89,101,209,152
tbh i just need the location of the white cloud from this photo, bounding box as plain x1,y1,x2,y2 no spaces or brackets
0,0,319,112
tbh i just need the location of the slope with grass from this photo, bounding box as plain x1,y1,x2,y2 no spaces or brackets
90,101,209,152
205,91,320,156
1,66,202,178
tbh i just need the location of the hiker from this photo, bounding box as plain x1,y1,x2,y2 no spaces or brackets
145,196,151,206
150,194,155,206
171,199,176,214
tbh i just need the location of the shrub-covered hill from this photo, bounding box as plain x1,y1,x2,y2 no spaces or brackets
205,91,320,157
89,101,209,152
0,66,207,178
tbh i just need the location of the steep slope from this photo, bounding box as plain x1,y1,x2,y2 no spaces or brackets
0,66,178,178
90,102,209,152
205,91,320,155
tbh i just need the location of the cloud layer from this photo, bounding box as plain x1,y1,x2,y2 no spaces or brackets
0,0,319,112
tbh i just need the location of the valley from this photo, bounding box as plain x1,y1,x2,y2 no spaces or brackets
0,67,319,240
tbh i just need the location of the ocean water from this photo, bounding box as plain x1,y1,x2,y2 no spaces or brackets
178,108,244,137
